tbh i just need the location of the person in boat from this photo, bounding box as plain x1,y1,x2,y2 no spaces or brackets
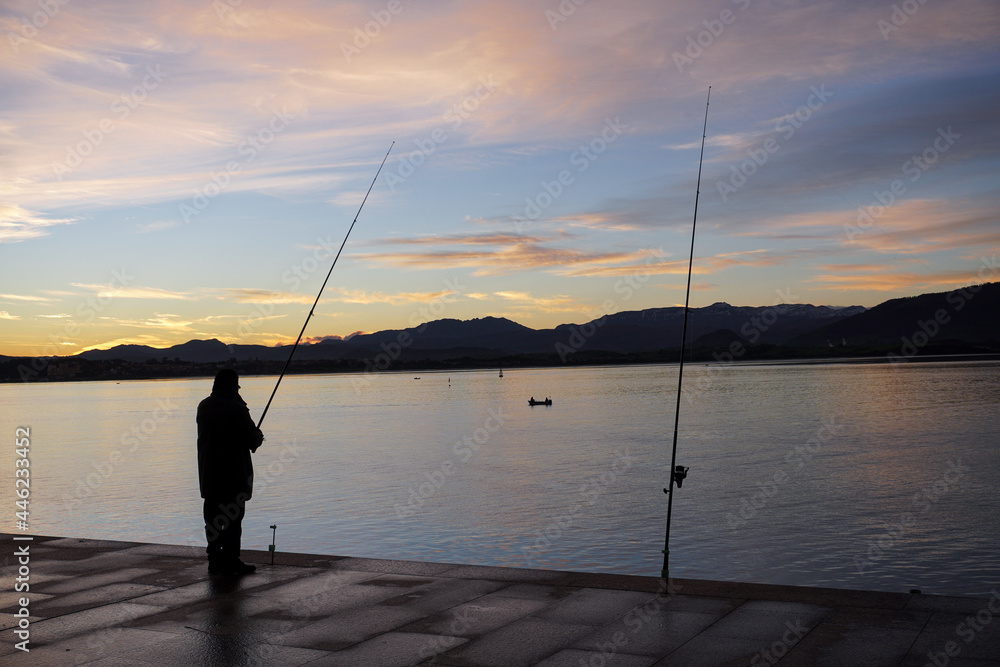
197,369,264,575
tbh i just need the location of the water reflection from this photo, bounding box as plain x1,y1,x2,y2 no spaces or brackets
2,361,997,596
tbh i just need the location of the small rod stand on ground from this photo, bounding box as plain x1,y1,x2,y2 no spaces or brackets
269,524,277,566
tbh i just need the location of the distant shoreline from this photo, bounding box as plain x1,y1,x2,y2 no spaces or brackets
3,351,998,384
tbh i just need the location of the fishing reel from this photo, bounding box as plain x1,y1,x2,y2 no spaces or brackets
663,465,690,493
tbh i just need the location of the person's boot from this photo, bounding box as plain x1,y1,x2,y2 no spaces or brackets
231,560,256,575
207,556,229,574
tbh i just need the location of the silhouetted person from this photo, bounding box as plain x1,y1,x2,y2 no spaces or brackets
197,369,263,575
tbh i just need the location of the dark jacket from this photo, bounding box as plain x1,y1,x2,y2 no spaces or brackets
197,388,263,500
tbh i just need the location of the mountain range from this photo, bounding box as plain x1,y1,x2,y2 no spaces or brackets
65,282,999,365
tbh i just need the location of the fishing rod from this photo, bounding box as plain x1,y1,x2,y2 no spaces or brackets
661,87,710,580
256,142,395,430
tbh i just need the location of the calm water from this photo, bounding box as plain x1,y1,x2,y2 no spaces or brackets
2,361,998,597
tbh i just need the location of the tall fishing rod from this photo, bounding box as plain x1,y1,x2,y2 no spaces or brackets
256,142,394,430
661,87,710,580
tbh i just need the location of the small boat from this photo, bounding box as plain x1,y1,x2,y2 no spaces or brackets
528,397,552,406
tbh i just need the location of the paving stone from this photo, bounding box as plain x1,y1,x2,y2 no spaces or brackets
329,557,459,576
115,627,332,666
700,599,830,642
0,626,179,666
244,567,380,605
121,543,206,559
270,605,427,650
439,564,563,584
489,582,578,602
534,588,658,627
29,550,155,575
32,537,142,551
779,621,925,667
2,533,997,667
399,593,550,637
535,648,658,667
903,610,1000,663
653,632,783,666
0,590,54,611
0,613,42,633
242,579,409,618
658,593,743,615
34,582,167,615
2,601,169,648
573,610,725,658
304,631,467,666
438,617,595,667
905,592,1000,615
34,567,162,595
377,577,506,613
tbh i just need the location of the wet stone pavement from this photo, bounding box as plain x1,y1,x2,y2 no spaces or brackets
1,534,998,666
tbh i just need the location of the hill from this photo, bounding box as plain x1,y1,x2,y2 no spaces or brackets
6,283,997,382
788,282,1000,349
73,304,868,364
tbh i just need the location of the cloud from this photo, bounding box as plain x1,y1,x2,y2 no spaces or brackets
374,232,557,246
111,313,198,331
70,284,195,300
215,288,313,305
329,288,458,305
492,291,582,312
0,293,61,303
0,311,20,320
136,220,183,233
302,334,344,343
808,269,987,293
358,235,667,277
0,203,76,243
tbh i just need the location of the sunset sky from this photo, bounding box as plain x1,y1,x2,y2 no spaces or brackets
2,0,999,357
